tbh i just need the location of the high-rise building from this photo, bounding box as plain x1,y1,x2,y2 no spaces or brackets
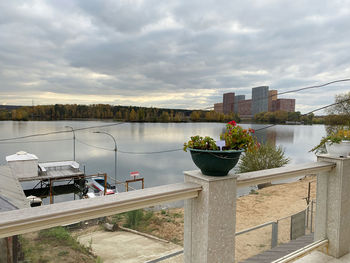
214,86,295,118
268,90,278,112
214,103,223,113
273,99,295,112
223,93,235,114
252,86,269,116
238,99,252,116
234,95,245,113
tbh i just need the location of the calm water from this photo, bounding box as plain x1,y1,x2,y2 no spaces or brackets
0,121,326,203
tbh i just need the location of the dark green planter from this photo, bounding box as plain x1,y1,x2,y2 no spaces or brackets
189,148,244,176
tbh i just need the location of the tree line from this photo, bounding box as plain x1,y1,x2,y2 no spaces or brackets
0,104,240,123
253,111,315,124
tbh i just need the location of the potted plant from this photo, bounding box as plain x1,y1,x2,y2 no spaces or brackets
184,121,256,176
311,129,350,157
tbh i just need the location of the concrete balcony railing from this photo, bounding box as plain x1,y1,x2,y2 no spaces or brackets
0,155,349,262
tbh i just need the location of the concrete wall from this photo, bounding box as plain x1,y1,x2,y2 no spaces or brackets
252,86,269,116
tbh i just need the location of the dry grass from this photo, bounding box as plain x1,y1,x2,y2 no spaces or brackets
20,227,98,263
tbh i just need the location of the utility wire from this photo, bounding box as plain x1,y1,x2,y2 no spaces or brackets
197,78,350,111
1,98,348,154
0,122,126,142
0,138,71,144
77,136,183,154
254,97,350,132
0,79,349,146
76,138,114,151
118,149,183,154
83,97,350,150
278,78,350,96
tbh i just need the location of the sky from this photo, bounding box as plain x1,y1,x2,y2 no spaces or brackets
1,0,350,113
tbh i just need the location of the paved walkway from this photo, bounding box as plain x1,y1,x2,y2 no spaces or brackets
78,230,182,263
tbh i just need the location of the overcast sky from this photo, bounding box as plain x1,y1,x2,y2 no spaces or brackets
1,0,350,113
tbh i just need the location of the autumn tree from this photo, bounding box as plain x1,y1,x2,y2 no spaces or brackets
129,109,137,121
325,92,350,126
190,111,201,121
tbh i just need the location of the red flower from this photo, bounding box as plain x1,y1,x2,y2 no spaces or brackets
249,128,255,133
228,120,236,126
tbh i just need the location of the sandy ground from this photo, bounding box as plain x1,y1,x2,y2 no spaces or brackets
235,176,316,261
76,176,316,263
78,231,182,263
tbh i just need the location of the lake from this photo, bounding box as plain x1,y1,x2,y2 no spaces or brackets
0,121,327,203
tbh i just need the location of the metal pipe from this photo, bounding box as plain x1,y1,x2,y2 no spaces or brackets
236,221,275,236
104,173,107,195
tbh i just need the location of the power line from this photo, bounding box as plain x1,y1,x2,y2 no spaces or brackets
76,138,114,151
118,149,183,154
77,97,350,152
73,122,126,131
76,136,183,154
0,122,126,142
278,79,350,96
197,78,350,111
0,79,349,147
0,98,348,154
0,138,71,144
254,97,350,132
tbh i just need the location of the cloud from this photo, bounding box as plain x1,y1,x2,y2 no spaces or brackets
0,0,350,112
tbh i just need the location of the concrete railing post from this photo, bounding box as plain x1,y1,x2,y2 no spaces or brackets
184,170,237,263
315,155,350,258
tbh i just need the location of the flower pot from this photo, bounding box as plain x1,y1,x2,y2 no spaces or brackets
189,148,244,176
325,140,350,157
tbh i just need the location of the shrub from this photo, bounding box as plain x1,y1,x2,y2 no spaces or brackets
124,210,144,228
238,143,290,173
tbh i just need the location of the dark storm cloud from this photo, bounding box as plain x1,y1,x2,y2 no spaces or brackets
0,0,350,111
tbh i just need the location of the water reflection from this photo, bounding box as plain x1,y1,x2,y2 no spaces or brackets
0,121,326,203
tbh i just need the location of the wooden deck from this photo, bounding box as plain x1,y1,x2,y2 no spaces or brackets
18,171,84,182
240,234,314,263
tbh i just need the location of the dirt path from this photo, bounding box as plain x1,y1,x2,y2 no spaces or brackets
78,230,182,263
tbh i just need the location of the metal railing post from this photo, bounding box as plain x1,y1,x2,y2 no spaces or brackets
310,200,314,233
